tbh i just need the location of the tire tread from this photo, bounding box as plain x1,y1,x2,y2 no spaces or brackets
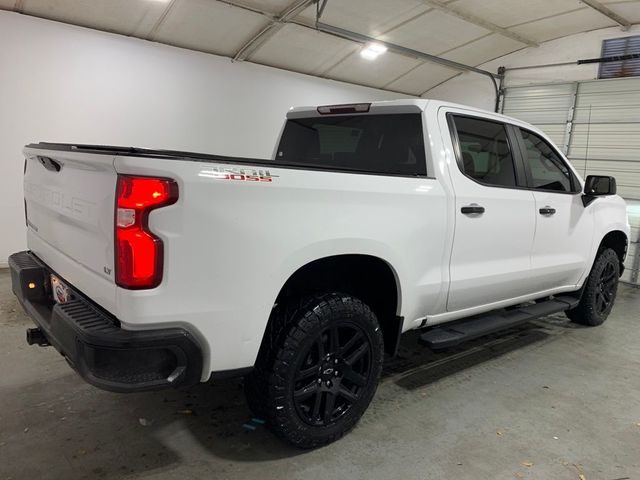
245,292,383,449
566,248,620,326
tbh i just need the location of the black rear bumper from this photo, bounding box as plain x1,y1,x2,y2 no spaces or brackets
9,251,203,393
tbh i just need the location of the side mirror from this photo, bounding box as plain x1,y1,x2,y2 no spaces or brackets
584,175,616,196
582,175,617,207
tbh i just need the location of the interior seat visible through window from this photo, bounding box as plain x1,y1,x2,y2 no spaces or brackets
451,115,517,188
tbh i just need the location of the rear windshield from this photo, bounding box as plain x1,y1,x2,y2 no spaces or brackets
275,114,427,176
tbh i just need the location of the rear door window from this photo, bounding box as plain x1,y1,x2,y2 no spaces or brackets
276,114,426,176
451,115,517,188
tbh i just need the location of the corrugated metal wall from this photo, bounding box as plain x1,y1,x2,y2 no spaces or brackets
569,80,640,200
502,77,640,285
502,82,575,148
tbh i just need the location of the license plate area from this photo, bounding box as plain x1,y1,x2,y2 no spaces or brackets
50,274,72,304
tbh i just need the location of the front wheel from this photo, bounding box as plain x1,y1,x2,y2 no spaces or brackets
245,293,384,449
566,248,620,326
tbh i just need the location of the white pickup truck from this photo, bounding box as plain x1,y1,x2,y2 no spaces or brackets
10,99,629,448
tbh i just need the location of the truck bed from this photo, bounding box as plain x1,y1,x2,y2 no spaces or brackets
27,142,425,177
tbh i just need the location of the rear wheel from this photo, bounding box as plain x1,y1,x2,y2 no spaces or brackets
566,248,620,326
244,293,384,449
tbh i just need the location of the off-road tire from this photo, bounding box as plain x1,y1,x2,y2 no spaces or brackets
566,248,620,326
244,292,384,449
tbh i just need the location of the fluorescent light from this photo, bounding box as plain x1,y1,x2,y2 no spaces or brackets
360,43,387,60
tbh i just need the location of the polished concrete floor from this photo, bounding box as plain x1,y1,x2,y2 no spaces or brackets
1,270,639,480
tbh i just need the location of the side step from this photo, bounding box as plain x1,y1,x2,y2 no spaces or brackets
419,296,580,350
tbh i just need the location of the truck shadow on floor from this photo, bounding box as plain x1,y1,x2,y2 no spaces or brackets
132,315,576,465
164,316,576,464
386,315,574,391
2,315,577,479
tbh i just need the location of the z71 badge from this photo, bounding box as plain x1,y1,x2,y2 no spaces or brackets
199,166,278,182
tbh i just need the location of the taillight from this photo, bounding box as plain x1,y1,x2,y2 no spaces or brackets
115,175,178,289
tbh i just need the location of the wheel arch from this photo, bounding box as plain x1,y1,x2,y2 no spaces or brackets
598,230,628,274
265,254,403,357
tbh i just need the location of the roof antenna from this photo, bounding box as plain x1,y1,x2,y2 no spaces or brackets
316,0,329,26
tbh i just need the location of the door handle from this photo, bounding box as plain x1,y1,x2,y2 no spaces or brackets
461,204,485,215
539,206,556,215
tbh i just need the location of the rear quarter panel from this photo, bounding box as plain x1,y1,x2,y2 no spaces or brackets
113,155,450,375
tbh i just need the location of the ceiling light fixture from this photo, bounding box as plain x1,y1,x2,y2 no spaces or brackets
360,43,387,60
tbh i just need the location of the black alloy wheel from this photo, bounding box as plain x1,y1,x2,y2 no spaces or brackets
594,260,617,315
293,323,372,427
244,293,384,448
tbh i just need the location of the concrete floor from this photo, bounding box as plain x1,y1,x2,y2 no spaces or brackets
1,271,639,480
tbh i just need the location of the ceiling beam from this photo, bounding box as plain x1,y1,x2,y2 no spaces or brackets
580,0,632,30
316,21,501,78
233,0,315,61
217,0,501,102
217,0,277,20
316,22,501,110
313,8,435,77
219,0,521,76
146,0,178,40
419,0,538,47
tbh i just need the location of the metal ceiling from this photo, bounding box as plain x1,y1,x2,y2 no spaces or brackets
2,0,639,96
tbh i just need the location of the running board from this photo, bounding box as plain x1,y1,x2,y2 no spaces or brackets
419,296,580,350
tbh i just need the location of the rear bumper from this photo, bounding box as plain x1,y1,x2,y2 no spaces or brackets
9,251,203,393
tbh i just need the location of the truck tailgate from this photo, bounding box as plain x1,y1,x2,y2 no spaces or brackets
23,146,118,311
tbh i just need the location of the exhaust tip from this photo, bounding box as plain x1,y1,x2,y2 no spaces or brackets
26,327,49,347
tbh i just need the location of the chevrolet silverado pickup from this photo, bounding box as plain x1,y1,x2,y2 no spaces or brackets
10,99,629,448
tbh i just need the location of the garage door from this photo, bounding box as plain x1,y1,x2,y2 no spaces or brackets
502,77,640,285
502,82,575,150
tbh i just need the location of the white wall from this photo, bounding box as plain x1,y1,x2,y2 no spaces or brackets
0,11,407,266
427,24,640,111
